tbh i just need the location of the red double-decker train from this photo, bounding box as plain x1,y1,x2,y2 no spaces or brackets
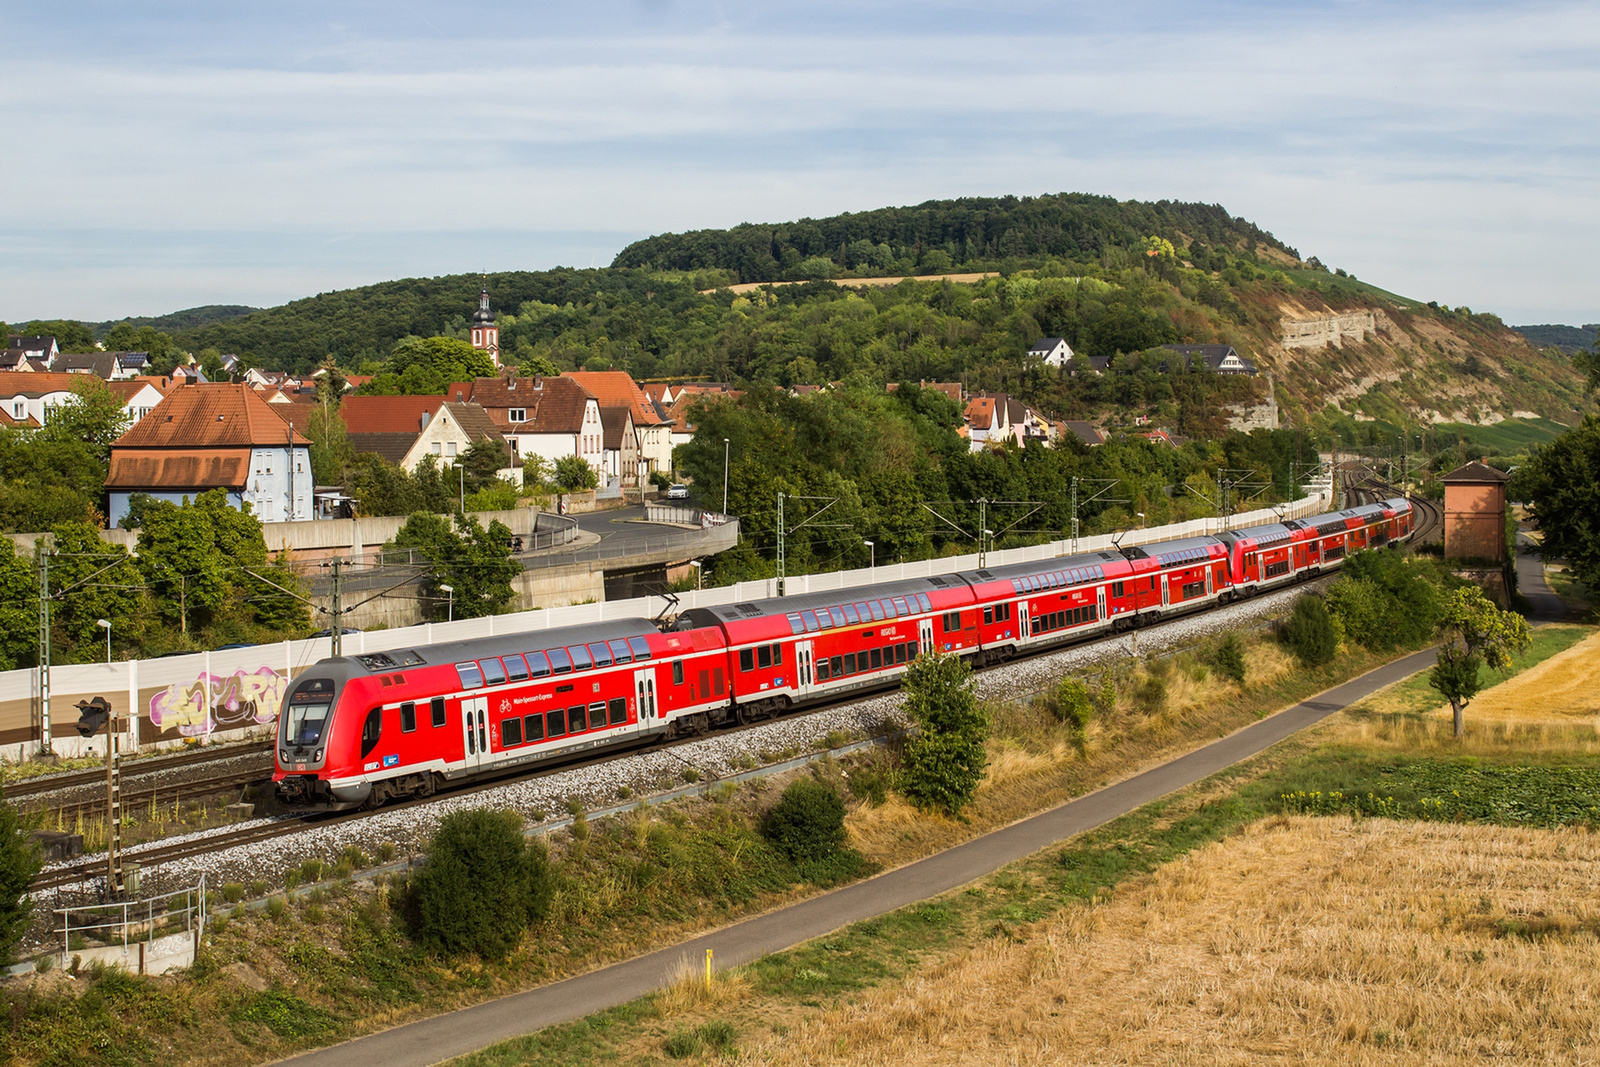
274,497,1412,809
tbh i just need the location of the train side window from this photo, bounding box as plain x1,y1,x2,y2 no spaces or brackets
609,639,633,664
501,717,523,747
918,593,933,612
400,702,417,733
854,602,871,620
982,606,993,625
868,600,885,621
455,662,484,689
829,655,843,677
608,697,627,725
587,702,607,730
546,709,565,738
481,658,507,685
568,705,586,734
757,645,772,669
786,613,804,635
360,707,382,759
525,652,551,678
430,697,446,727
842,603,860,624
504,654,529,681
1112,581,1125,597
869,648,882,669
589,642,613,668
801,610,819,632
816,608,833,628
628,637,652,661
524,714,544,742
673,661,685,685
739,648,754,672
844,652,857,674
816,658,830,680
569,645,593,671
548,647,573,674
772,643,783,665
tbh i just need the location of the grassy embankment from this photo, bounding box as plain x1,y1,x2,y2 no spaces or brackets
456,623,1599,1066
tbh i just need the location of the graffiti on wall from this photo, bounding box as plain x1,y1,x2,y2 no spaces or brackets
149,665,287,737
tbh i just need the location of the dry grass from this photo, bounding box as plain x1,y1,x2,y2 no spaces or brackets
654,955,750,1017
739,817,1600,1065
1458,630,1600,723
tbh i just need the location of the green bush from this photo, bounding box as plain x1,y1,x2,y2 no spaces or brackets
1053,677,1093,729
1325,550,1441,651
762,779,846,863
0,781,42,964
900,651,989,816
1211,633,1247,686
407,809,555,960
1284,594,1338,667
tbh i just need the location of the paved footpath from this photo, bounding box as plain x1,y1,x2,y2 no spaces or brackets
279,645,1445,1067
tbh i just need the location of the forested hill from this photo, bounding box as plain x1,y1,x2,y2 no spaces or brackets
96,304,258,338
610,193,1302,283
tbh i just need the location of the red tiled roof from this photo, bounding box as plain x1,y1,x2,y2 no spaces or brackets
338,395,446,434
448,376,594,434
964,397,996,425
112,383,311,448
0,371,103,398
105,448,252,490
566,371,666,426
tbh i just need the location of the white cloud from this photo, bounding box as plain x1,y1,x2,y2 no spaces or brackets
1,1,1596,322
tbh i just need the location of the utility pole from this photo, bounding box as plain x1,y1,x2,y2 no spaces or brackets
36,542,51,756
1217,466,1227,530
978,498,988,569
330,558,343,658
1069,477,1125,551
776,492,786,597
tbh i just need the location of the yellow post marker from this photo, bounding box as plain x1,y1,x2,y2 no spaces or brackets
705,948,713,990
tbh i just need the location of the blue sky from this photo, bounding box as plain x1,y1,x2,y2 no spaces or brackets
2,1,1596,325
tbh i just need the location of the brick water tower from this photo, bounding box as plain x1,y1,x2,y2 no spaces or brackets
1441,461,1510,562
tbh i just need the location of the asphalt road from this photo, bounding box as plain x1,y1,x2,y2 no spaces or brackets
276,646,1444,1067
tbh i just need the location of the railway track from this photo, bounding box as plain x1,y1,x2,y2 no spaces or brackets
4,740,273,803
21,766,271,823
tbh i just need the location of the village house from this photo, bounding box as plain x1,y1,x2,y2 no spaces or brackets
567,370,671,477
1,334,59,370
104,382,312,526
1028,337,1075,368
338,395,510,474
448,375,604,476
1160,343,1259,375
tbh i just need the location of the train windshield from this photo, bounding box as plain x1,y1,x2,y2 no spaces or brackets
286,699,331,747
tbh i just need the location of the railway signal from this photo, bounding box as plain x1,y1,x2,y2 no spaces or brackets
73,695,124,899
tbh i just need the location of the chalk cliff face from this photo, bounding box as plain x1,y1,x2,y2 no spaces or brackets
1249,297,1582,429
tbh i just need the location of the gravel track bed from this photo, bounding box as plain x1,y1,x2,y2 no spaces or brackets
32,585,1307,929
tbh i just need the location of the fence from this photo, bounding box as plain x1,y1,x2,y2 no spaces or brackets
0,493,1326,761
54,874,207,976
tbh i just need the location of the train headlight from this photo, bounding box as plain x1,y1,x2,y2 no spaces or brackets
313,749,323,762
280,749,291,763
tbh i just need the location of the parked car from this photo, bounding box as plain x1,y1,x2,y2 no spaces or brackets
667,483,690,500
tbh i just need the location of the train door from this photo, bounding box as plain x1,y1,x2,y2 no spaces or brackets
460,696,487,770
1018,603,1030,643
794,641,815,696
1096,585,1107,624
1205,565,1214,597
918,618,934,656
633,669,657,730
1161,574,1171,608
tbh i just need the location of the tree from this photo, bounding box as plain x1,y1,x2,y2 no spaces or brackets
21,319,94,353
1430,586,1532,737
1324,549,1441,651
392,511,521,619
553,454,598,491
1513,415,1600,593
0,539,38,670
0,781,41,965
460,439,510,494
386,336,496,392
900,650,988,816
305,404,354,487
1283,594,1337,667
406,808,553,959
48,522,144,661
761,778,846,862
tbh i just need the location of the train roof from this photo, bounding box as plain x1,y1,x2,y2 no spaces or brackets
951,550,1129,591
1216,521,1296,549
677,574,967,631
1120,535,1225,566
343,618,661,674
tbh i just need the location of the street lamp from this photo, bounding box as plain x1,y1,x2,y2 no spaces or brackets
95,618,111,664
688,559,703,591
863,539,874,570
721,438,730,516
1136,512,1146,529
438,584,454,623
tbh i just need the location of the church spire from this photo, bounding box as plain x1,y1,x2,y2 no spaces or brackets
469,275,500,367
